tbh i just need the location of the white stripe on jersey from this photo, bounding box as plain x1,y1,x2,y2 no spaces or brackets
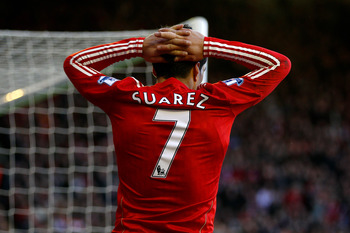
210,53,266,69
131,77,143,88
69,39,143,77
204,40,280,79
246,68,265,78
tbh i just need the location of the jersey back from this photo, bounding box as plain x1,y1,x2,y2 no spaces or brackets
106,77,236,232
63,36,291,233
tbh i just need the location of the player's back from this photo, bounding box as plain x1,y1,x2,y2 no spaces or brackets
63,32,291,233
109,77,235,232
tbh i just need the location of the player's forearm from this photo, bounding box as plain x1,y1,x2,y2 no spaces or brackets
203,37,291,78
64,37,144,78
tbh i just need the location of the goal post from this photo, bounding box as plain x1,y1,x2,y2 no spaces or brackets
0,16,208,111
0,17,208,233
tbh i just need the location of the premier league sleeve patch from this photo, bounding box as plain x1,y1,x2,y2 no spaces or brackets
222,77,244,86
97,76,119,86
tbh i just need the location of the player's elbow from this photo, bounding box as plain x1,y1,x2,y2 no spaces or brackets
63,55,72,69
63,55,75,78
279,55,292,78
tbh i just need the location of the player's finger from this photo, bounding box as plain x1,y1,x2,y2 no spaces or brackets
158,28,191,37
174,55,197,62
167,50,188,56
170,38,192,46
154,35,192,47
158,24,184,32
156,44,188,52
169,24,184,30
155,31,188,40
175,29,191,36
154,31,178,40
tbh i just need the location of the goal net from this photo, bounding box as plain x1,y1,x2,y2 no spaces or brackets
0,17,208,233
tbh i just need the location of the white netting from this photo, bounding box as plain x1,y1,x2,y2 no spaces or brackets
0,17,208,233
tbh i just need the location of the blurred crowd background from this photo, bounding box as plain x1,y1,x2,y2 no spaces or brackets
1,0,350,232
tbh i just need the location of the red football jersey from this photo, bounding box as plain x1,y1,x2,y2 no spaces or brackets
64,36,291,232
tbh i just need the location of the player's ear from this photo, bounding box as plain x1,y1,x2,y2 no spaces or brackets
152,67,157,78
193,62,200,82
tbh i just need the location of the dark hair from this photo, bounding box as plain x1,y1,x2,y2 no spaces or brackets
152,24,207,79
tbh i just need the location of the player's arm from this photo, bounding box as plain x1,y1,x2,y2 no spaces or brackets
204,37,291,114
63,25,191,111
63,37,144,80
203,37,291,81
158,29,291,114
64,24,191,81
63,37,146,111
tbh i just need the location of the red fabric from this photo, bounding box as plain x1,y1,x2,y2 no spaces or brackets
64,36,291,233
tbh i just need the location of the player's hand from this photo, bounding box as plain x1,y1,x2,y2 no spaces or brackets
156,27,205,62
143,24,192,63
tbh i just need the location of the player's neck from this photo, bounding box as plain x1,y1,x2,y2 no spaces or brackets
157,76,195,90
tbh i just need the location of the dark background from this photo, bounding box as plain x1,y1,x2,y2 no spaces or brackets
1,0,349,84
2,0,350,117
1,0,350,232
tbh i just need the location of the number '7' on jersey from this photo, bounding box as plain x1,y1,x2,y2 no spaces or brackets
151,109,191,178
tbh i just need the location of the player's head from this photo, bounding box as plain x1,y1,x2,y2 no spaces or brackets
152,24,207,89
152,56,207,81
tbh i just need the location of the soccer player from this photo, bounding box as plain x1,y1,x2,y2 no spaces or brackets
64,24,291,232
